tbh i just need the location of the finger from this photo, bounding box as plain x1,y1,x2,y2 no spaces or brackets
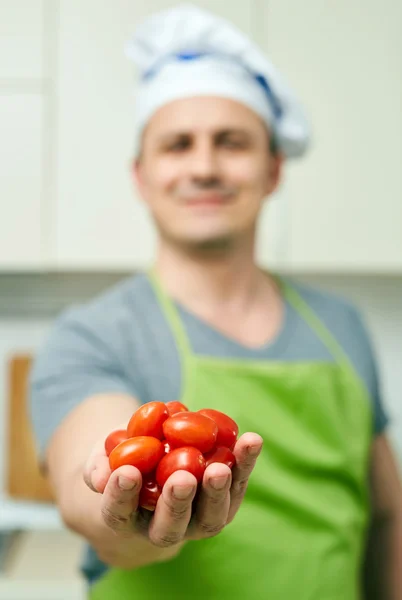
148,470,197,548
84,452,111,494
100,465,142,536
83,424,128,493
227,432,263,523
192,462,231,538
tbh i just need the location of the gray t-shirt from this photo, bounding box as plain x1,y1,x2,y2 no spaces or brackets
29,272,389,584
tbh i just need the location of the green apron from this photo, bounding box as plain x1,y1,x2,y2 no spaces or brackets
90,272,372,600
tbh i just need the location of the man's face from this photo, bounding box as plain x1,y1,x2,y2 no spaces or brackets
134,96,283,252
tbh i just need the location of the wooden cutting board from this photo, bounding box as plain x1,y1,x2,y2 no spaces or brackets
6,354,54,503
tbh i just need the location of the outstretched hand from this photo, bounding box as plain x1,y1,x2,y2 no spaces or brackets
84,431,263,548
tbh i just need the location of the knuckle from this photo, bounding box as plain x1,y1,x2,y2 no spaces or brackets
232,478,249,496
101,506,129,531
198,522,225,537
206,491,226,505
151,532,183,548
239,456,257,471
166,502,189,522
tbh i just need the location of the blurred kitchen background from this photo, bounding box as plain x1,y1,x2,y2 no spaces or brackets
0,0,401,598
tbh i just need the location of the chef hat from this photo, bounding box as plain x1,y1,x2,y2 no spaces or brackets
126,3,311,159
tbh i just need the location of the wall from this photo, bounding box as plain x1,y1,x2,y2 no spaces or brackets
1,273,401,508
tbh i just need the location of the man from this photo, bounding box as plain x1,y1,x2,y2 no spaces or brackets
30,4,402,599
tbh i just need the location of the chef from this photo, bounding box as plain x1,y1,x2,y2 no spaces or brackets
31,4,402,599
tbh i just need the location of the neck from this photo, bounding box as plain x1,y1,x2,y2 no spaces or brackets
153,236,269,312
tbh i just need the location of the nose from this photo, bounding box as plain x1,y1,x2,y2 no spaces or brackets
189,139,219,182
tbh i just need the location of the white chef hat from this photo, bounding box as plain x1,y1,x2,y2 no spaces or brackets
126,3,311,159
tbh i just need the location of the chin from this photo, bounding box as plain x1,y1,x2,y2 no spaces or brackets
188,237,233,252
172,231,235,253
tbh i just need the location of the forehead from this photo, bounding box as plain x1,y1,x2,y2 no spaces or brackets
144,96,267,138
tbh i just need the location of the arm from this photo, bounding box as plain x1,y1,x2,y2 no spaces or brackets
363,434,402,600
45,392,187,568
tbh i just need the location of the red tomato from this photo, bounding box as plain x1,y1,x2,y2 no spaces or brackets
204,446,236,469
127,401,169,440
156,447,206,488
197,409,238,449
163,412,218,454
104,429,128,457
139,476,161,511
109,436,164,474
165,401,188,417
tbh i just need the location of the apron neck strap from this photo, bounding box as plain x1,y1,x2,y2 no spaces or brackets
147,268,193,361
277,276,354,370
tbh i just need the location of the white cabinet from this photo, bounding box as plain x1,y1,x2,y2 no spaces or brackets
0,94,43,268
261,0,402,272
0,0,45,270
54,1,256,270
0,0,44,80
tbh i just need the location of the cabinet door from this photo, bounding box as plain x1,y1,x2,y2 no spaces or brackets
55,1,257,270
262,0,402,272
0,94,43,269
0,0,44,79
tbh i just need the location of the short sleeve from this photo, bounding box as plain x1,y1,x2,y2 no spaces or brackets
347,307,389,436
29,307,139,458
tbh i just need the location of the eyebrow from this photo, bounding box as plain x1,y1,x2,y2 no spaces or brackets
157,128,253,142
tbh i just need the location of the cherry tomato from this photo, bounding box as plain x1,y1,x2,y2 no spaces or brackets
127,401,169,440
109,436,164,474
156,446,206,488
165,401,188,417
104,429,128,457
139,476,161,511
163,411,218,454
197,409,238,449
204,446,236,469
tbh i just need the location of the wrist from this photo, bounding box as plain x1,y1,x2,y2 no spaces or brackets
94,535,185,570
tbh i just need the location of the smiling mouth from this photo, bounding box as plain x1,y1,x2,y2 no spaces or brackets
185,194,233,206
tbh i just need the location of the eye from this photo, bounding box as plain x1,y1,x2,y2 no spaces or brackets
166,138,191,152
219,137,248,150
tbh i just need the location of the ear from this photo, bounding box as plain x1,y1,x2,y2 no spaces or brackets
131,157,147,198
132,157,142,187
264,152,284,196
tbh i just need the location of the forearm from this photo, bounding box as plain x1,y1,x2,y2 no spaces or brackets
363,510,402,600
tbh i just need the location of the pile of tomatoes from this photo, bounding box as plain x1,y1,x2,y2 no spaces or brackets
104,401,239,511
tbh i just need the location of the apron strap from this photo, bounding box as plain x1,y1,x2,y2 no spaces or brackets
147,268,194,393
277,277,355,371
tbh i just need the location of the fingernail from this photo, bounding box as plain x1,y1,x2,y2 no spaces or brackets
210,477,227,490
118,476,136,491
248,445,261,456
173,485,194,500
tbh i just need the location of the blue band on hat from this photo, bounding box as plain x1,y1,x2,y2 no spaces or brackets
143,51,283,121
254,74,283,120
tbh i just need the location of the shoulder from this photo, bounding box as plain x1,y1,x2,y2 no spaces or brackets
284,277,361,324
283,277,371,344
282,276,376,364
55,271,155,334
33,272,157,372
283,275,379,387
